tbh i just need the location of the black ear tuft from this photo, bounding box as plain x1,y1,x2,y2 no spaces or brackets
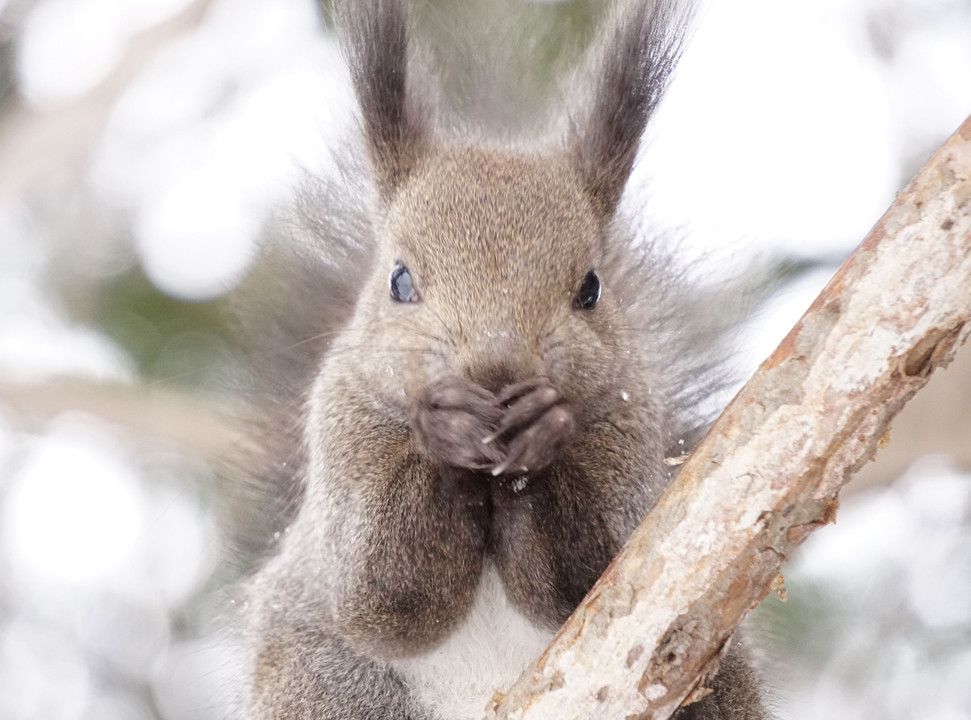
336,0,427,201
570,0,688,219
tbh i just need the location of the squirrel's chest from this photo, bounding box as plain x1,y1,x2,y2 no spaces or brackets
390,564,555,720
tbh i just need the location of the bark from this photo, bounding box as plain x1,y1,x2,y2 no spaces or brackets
486,115,971,720
849,338,971,493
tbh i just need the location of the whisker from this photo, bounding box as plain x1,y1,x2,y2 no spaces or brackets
422,305,459,347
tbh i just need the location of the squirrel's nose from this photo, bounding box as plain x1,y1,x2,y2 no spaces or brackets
459,328,540,392
465,364,517,394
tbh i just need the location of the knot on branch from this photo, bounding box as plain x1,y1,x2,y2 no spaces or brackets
898,323,966,378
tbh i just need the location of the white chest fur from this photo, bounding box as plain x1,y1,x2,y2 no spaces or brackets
391,564,555,720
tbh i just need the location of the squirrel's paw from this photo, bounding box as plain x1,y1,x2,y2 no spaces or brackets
412,376,505,470
489,377,576,475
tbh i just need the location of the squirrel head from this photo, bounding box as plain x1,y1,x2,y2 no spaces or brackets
331,0,686,420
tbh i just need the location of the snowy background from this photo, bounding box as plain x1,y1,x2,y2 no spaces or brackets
0,0,969,718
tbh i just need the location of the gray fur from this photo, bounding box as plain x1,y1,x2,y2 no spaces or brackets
336,0,429,199
568,0,688,217
241,1,768,718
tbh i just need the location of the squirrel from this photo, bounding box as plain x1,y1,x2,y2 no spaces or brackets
240,0,769,718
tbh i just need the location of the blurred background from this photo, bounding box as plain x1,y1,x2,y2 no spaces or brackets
0,0,969,719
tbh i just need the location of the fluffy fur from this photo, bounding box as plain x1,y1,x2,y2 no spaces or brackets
238,1,767,718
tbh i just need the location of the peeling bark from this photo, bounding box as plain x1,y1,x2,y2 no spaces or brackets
486,115,971,720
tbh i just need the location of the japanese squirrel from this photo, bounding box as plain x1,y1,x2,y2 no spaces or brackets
241,0,769,718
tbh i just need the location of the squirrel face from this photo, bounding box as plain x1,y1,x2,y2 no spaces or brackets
352,146,636,409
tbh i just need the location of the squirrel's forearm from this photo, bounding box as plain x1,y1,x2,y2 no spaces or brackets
490,414,666,627
305,403,491,659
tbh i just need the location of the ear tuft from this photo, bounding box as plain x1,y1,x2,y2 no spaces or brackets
336,0,427,200
570,0,689,219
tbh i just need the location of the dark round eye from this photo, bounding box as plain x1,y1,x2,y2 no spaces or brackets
389,262,420,303
574,269,600,310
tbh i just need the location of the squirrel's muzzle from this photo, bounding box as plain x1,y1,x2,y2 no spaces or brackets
459,328,541,393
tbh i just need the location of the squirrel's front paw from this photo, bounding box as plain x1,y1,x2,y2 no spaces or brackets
488,377,576,475
412,376,505,470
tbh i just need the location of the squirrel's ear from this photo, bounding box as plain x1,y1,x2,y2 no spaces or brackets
337,0,427,201
569,0,687,219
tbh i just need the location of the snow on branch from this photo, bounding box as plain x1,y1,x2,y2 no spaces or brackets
486,114,971,720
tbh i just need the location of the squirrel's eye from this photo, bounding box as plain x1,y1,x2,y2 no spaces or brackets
390,262,420,303
574,269,601,310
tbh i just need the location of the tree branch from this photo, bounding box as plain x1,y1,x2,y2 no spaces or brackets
486,114,971,720
0,378,244,457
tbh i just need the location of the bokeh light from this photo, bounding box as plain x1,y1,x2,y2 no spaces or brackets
2,417,146,585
